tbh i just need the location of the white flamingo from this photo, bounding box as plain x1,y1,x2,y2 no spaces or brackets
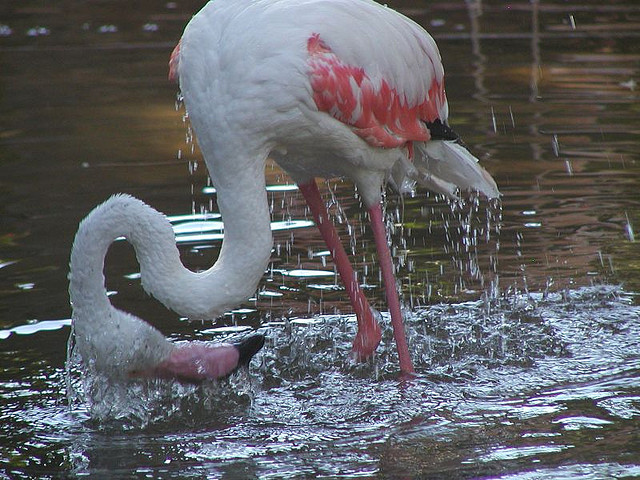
70,0,498,379
69,194,265,382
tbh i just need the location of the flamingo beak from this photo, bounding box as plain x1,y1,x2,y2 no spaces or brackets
235,334,266,366
135,334,266,383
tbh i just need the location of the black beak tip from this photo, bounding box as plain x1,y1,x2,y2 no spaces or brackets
235,334,265,366
425,118,460,142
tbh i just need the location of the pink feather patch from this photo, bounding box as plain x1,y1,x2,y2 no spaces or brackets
306,33,446,150
169,41,181,83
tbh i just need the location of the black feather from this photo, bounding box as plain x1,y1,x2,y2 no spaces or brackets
425,119,459,141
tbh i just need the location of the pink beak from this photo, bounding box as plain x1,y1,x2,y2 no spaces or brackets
136,334,265,384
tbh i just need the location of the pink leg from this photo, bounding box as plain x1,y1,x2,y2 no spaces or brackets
298,180,381,360
368,203,414,374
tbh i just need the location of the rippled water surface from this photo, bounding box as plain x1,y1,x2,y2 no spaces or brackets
1,0,639,478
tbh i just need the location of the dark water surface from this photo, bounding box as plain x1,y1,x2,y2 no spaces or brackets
1,0,639,478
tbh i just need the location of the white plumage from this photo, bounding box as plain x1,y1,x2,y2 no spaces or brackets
69,194,264,382
71,0,499,379
174,0,498,373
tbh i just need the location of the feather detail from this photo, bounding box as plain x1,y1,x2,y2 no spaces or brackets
390,140,500,199
307,32,447,150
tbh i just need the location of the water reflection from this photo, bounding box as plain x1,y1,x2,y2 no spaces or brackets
0,318,70,340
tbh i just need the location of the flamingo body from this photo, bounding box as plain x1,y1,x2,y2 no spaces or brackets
174,0,497,200
70,0,499,382
170,0,498,373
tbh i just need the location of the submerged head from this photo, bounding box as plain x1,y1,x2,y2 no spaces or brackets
133,334,265,384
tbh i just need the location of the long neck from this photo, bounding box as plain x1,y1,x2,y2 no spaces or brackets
69,195,139,319
69,194,180,374
141,157,273,318
69,171,273,322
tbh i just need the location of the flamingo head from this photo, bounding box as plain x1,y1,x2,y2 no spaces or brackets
133,334,265,383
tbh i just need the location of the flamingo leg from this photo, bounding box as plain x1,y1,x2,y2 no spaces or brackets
368,203,415,374
298,180,382,360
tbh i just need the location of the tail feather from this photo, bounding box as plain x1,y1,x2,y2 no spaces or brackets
391,140,500,199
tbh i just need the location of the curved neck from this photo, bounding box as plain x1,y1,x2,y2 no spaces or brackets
142,156,273,318
69,170,273,322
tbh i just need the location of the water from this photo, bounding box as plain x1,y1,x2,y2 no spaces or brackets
1,0,639,477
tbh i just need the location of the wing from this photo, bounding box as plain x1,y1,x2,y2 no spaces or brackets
306,3,448,150
169,41,180,82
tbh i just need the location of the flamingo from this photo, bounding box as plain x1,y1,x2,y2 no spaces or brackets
171,0,499,374
70,0,499,380
69,194,266,382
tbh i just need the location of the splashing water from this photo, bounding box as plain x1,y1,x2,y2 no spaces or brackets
64,328,259,428
63,283,638,435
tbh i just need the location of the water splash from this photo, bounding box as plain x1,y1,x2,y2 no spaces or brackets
51,283,640,480
65,328,260,428
254,284,593,386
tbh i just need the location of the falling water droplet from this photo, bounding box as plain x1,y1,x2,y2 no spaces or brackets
97,24,118,34
551,135,560,157
625,212,635,242
27,26,50,37
142,23,159,32
490,106,497,133
564,159,573,176
508,106,516,128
